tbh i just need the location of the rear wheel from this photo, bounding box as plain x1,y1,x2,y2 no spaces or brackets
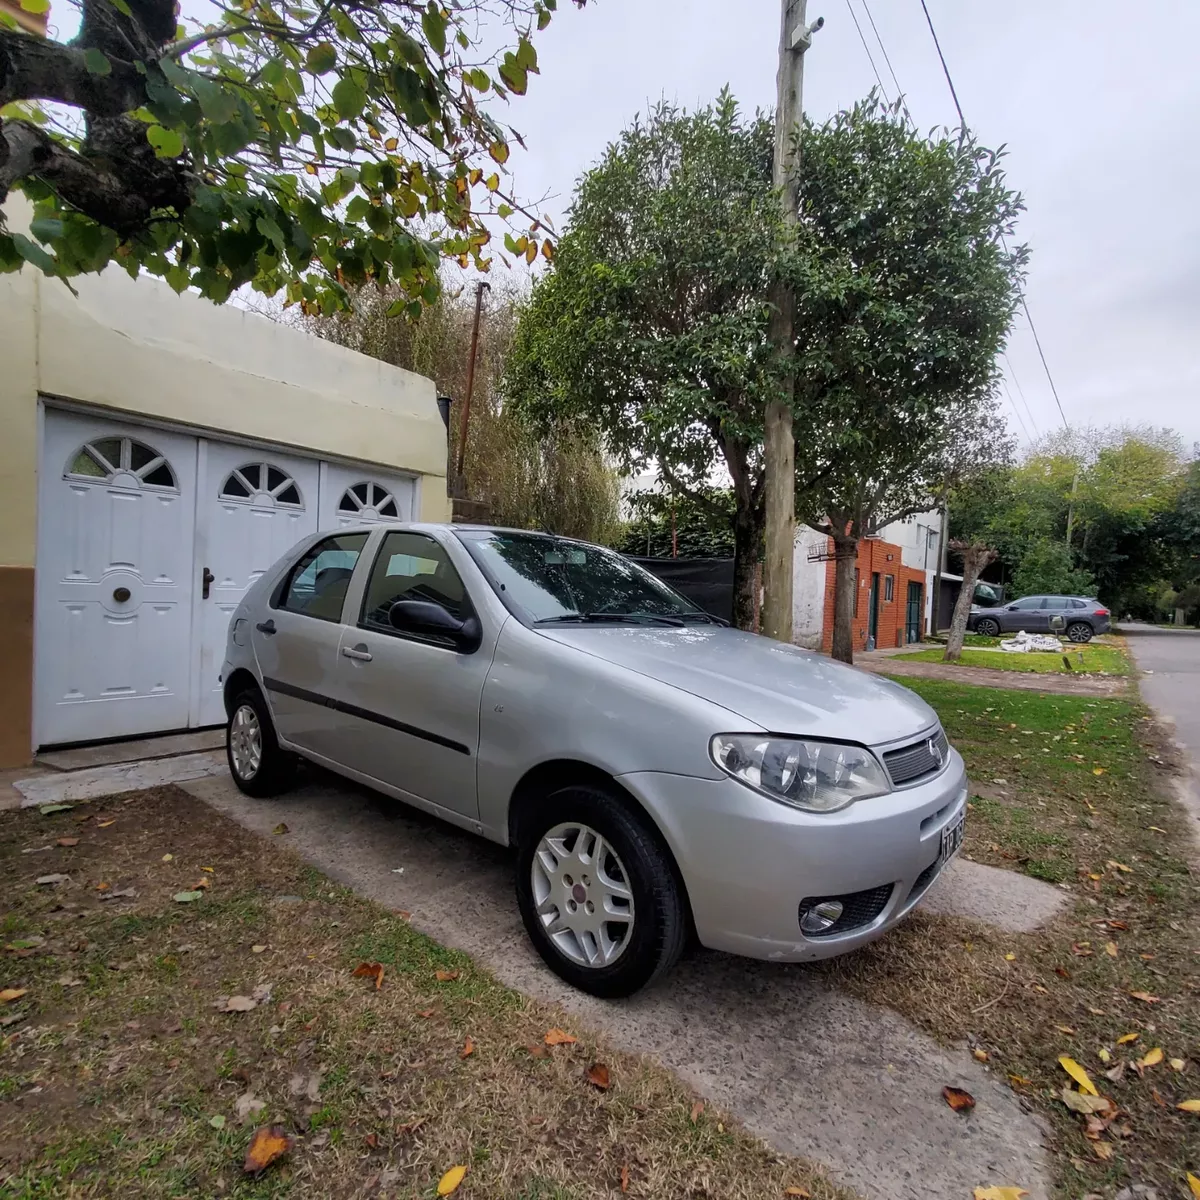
1066,621,1093,643
975,617,1000,638
227,686,295,798
515,783,687,998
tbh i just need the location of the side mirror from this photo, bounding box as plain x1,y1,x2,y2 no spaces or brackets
389,599,481,651
1007,604,1018,611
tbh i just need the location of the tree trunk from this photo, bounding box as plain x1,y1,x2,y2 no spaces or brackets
830,534,858,664
943,541,998,662
732,501,764,631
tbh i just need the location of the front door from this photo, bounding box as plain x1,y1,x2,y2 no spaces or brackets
36,410,197,744
1003,596,1048,633
195,443,320,726
329,529,489,821
905,581,923,644
867,572,880,646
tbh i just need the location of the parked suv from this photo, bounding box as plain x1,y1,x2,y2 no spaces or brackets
969,595,1110,642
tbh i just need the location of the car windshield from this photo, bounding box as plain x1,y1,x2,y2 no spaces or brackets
457,530,707,624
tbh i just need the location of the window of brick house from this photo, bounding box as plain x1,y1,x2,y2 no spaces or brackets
884,574,895,602
853,568,860,617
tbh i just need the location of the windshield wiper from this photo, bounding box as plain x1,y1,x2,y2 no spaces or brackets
536,611,685,627
677,611,727,626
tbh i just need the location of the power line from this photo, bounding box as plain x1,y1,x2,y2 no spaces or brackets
916,0,1069,430
1000,376,1032,444
844,0,891,103
1002,351,1040,439
860,0,912,122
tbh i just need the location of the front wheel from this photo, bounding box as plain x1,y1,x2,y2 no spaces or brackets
227,687,295,798
515,783,687,998
975,617,1000,638
1066,621,1094,643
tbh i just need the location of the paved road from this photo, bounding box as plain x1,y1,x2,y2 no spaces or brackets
1121,623,1200,844
182,770,1053,1200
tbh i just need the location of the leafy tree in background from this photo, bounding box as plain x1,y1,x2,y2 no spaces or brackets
1,0,578,310
619,488,737,559
793,100,1025,663
1010,538,1095,599
506,94,789,629
312,281,621,542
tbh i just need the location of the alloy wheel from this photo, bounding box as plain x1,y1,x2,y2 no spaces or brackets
530,822,635,968
229,704,263,779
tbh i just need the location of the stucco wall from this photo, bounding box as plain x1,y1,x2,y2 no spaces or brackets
792,527,828,650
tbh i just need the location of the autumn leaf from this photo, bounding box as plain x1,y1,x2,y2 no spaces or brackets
1188,1173,1200,1200
200,866,214,873
1059,1056,1099,1095
783,1190,811,1198
972,1048,989,1063
1104,941,1118,957
1139,1047,1164,1068
194,877,210,890
1106,860,1131,872
1059,1087,1114,1115
56,837,79,847
1116,1031,1139,1044
526,1043,548,1058
272,823,288,835
586,1062,611,1090
460,1037,475,1059
1098,1048,1112,1064
97,819,116,828
1071,943,1093,957
352,962,384,990
1177,1099,1200,1113
218,995,258,1012
621,1164,630,1193
1129,991,1160,1003
1092,767,1106,776
973,1189,1029,1200
544,1028,576,1046
942,1085,976,1112
689,1100,705,1123
1092,1141,1113,1160
0,988,28,1003
243,1125,291,1175
437,1165,467,1195
434,969,459,982
1170,1058,1186,1071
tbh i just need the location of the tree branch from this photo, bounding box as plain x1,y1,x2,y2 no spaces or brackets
0,28,144,113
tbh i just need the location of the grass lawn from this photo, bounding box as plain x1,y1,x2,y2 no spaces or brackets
0,787,842,1200
896,642,1131,675
820,679,1200,1198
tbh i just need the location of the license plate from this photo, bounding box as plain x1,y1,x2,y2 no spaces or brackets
940,810,965,862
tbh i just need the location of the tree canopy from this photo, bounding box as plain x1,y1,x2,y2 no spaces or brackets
0,0,577,311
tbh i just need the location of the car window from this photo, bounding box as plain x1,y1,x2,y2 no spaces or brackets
1011,596,1045,610
279,533,369,621
361,531,469,633
1070,598,1088,609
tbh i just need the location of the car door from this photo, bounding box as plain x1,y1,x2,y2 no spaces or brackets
329,529,495,822
1043,596,1070,634
1002,596,1047,632
252,531,370,761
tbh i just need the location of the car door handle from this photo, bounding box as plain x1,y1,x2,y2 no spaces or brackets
256,619,276,635
342,644,373,662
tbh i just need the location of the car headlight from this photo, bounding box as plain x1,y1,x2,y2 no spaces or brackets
709,734,891,813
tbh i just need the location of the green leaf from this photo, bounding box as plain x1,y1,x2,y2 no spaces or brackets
256,215,286,251
421,3,447,57
390,66,428,126
465,69,489,93
12,234,57,275
109,0,132,14
191,75,238,125
498,57,527,96
173,890,204,903
305,41,337,74
538,6,551,30
146,125,184,158
164,264,190,293
19,0,49,14
28,216,64,243
331,77,366,122
515,37,538,73
38,802,74,814
83,49,112,77
208,1114,226,1130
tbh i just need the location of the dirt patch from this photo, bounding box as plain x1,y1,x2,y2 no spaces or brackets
0,787,845,1200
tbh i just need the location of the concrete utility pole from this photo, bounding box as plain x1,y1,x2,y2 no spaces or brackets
761,0,820,642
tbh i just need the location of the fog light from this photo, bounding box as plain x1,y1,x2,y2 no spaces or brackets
799,899,844,935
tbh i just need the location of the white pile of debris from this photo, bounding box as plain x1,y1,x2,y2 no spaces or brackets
999,630,1064,653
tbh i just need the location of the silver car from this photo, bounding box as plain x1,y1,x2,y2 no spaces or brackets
221,524,967,997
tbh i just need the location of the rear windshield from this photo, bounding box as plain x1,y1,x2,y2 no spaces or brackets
456,530,700,623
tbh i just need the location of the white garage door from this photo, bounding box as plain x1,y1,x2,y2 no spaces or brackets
36,406,422,748
36,411,197,743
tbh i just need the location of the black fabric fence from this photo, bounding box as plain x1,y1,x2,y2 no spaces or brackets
629,557,736,624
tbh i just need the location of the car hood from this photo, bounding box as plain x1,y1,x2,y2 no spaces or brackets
535,624,938,746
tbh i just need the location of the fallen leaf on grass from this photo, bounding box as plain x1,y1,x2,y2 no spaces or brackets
1091,1141,1113,1160
209,1114,226,1130
352,962,384,991
1072,943,1093,957
1188,1174,1200,1200
1104,942,1118,957
434,969,459,982
56,976,82,988
942,1086,975,1112
1054,967,1071,979
459,1037,474,1059
1170,1058,1186,1071
35,874,69,886
38,803,74,815
973,1189,1028,1200
783,1189,810,1198
243,1125,291,1175
0,988,28,1003
544,1028,576,1046
1177,1100,1200,1114
621,1164,630,1193
972,1048,989,1063
192,877,210,890
1059,1056,1099,1095
97,819,116,828
161,853,173,862
363,1132,379,1149
1008,1075,1033,1088
1093,768,1106,776
1106,860,1132,873
1116,1032,1139,1045
690,1100,705,1123
1129,991,1160,1003
437,1165,467,1195
173,890,203,904
216,995,258,1013
251,945,266,954
273,823,289,835
1059,1087,1114,1115
1055,1025,1076,1036
1106,919,1129,930
200,866,214,873
586,1062,611,1090
1098,1048,1112,1064
98,887,136,902
96,881,109,891
1139,1047,1164,1068
56,837,79,847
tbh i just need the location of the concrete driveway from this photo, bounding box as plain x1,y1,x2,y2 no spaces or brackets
182,768,1053,1200
1121,622,1200,845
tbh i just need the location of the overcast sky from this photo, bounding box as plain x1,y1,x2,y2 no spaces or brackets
495,0,1200,451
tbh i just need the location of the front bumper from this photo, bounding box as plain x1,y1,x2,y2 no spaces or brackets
618,750,968,962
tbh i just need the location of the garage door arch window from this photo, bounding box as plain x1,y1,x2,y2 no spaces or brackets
338,481,400,520
220,463,304,508
66,436,178,490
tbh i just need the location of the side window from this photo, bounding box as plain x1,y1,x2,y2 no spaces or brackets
884,574,895,602
1070,598,1088,610
279,533,369,621
1012,596,1043,610
361,532,470,636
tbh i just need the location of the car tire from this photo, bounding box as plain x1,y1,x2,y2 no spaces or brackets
515,782,687,998
1066,621,1093,644
226,686,295,798
975,617,1000,638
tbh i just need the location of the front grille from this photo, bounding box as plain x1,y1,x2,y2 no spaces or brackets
883,728,950,787
799,883,893,938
